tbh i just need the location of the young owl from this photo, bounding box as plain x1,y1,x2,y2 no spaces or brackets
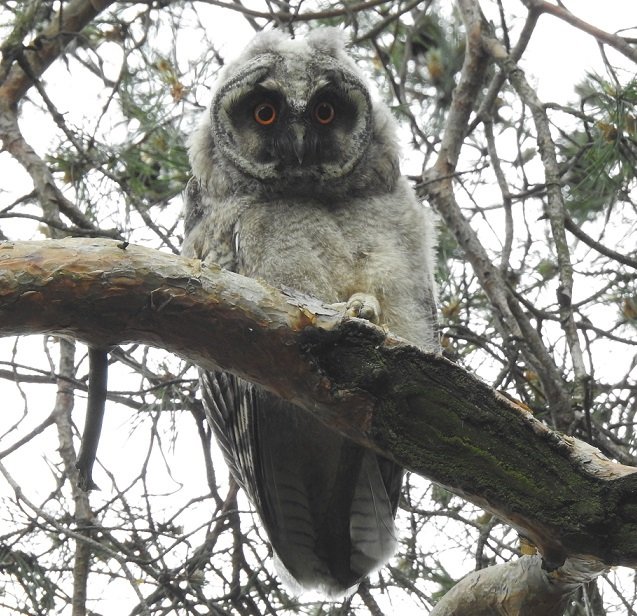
182,28,438,597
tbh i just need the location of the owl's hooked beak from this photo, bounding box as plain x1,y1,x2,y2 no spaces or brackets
289,123,306,166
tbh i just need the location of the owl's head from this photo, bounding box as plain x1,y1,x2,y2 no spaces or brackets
191,29,400,197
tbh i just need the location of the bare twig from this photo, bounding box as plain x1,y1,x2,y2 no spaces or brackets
565,215,637,270
0,107,95,231
481,33,591,420
196,0,390,23
421,0,574,427
0,0,117,108
520,0,637,64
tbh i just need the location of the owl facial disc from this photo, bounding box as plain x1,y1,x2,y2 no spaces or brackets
210,52,373,185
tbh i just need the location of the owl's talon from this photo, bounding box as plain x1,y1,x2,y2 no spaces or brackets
345,293,381,324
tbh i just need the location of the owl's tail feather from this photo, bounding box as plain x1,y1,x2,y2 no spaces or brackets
268,445,399,599
205,377,402,599
264,452,336,589
349,451,398,577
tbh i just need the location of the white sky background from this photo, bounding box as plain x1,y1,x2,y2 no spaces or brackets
1,1,637,613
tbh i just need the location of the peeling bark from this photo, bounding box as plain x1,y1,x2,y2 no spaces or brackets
430,554,606,616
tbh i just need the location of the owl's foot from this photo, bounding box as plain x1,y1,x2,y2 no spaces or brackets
344,293,381,324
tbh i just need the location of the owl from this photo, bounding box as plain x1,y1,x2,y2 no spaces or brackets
182,28,438,597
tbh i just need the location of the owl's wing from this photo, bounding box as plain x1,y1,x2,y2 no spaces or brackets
182,177,238,271
183,177,206,237
199,370,264,510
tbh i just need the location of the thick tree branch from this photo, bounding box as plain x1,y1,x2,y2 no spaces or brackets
2,238,637,574
430,554,605,616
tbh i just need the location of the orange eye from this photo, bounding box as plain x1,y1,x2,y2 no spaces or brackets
314,101,335,125
254,102,277,125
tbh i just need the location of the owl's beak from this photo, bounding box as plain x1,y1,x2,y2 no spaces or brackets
289,124,306,165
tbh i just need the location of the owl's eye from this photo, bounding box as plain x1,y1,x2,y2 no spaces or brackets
254,102,277,126
314,101,335,125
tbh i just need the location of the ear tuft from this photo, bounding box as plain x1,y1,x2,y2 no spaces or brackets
244,29,288,56
306,27,349,57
